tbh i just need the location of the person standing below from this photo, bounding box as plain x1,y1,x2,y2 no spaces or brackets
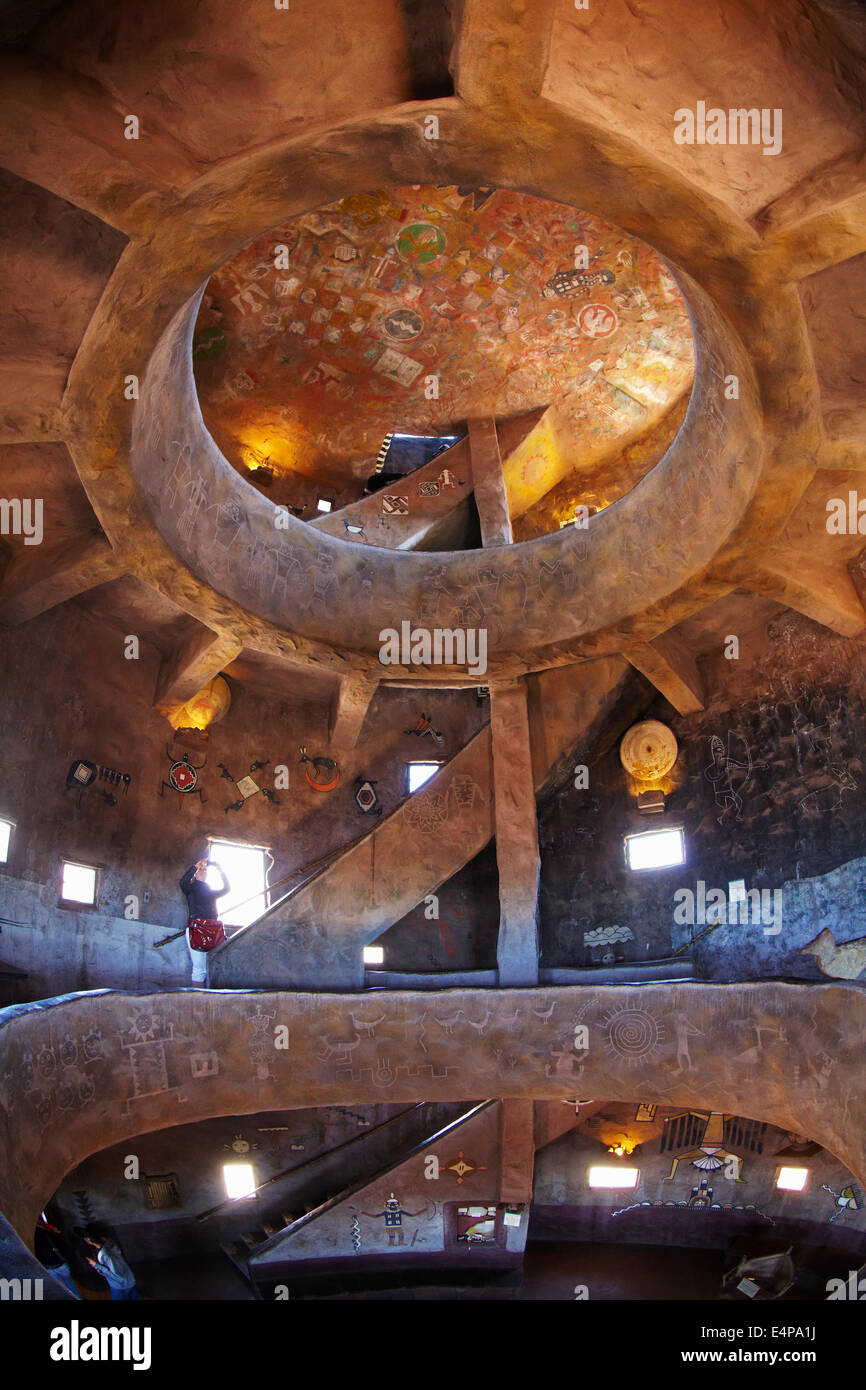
179,857,230,985
84,1236,140,1301
35,1216,80,1299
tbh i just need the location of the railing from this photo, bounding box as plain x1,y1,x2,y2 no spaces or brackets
196,1103,427,1221
248,1100,496,1262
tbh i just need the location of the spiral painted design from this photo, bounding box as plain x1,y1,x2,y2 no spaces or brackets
605,1009,660,1059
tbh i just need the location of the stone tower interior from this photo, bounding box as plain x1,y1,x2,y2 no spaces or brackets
0,0,865,1342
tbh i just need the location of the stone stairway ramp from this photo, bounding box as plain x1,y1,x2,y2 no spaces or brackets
309,412,544,553
224,1100,495,1291
209,655,642,989
215,1102,457,1281
310,435,474,551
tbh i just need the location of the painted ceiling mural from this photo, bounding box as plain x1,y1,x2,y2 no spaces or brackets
193,186,695,516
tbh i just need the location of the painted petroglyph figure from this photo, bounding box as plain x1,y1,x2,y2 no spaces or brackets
703,731,759,822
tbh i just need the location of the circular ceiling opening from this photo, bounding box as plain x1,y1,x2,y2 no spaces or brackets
193,185,694,544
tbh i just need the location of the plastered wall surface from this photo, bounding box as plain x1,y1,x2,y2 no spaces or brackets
540,608,866,978
0,982,864,1252
532,1109,866,1255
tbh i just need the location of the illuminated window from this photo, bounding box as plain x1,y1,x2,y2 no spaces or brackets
363,945,384,966
0,818,13,864
588,1166,640,1189
206,839,269,927
223,1164,257,1200
624,827,685,872
407,762,441,794
776,1167,808,1192
316,498,332,513
61,860,98,906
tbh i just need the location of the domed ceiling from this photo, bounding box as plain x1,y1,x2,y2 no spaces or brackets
193,185,694,514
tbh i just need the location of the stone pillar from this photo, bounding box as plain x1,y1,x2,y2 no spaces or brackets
490,678,540,985
498,1100,536,1202
468,417,513,546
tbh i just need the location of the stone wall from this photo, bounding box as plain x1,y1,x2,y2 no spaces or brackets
532,1106,866,1256
0,982,863,1250
540,610,866,980
0,599,486,995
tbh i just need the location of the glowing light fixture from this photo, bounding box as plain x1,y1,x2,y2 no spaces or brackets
168,675,231,732
316,498,333,513
607,1140,637,1157
363,945,384,965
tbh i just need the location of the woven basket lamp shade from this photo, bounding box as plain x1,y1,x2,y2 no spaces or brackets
168,675,231,732
619,719,678,782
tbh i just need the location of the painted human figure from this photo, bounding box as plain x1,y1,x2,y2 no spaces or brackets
359,1193,423,1247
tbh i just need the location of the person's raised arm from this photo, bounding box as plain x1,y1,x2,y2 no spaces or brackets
179,866,196,893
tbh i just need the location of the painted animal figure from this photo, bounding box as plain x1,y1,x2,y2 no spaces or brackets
800,763,857,815
801,928,866,980
465,1008,492,1034
433,1010,464,1036
349,1011,386,1037
298,745,340,791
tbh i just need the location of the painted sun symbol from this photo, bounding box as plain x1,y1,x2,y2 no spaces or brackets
224,1133,257,1154
601,1007,665,1065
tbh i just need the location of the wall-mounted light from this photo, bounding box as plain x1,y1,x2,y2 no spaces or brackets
363,945,384,966
316,498,333,513
607,1140,637,1158
621,719,678,776
167,675,231,734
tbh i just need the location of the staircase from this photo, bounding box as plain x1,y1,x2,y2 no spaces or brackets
210,655,644,989
218,1100,494,1292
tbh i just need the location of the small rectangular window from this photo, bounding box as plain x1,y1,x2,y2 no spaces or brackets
206,839,270,927
0,818,13,864
776,1166,808,1192
588,1166,640,1189
624,827,685,872
61,860,98,906
407,761,441,794
223,1163,257,1200
363,945,384,965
